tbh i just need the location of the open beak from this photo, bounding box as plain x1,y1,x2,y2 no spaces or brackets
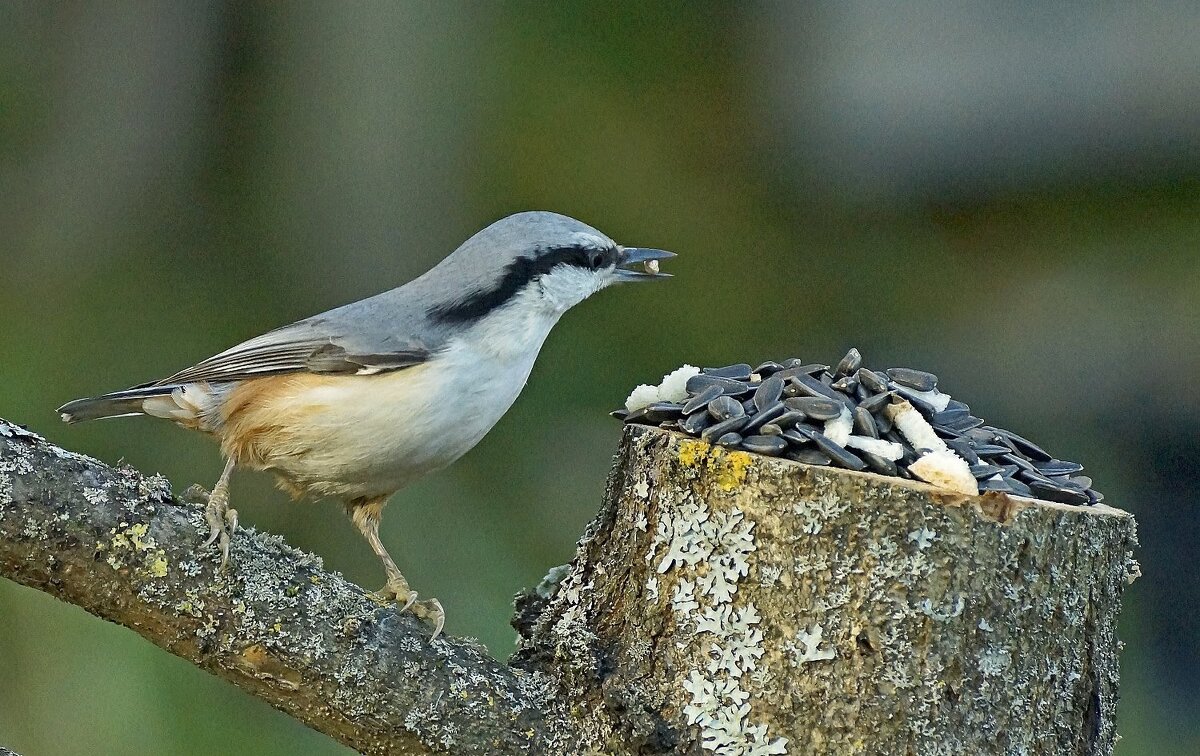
615,247,675,281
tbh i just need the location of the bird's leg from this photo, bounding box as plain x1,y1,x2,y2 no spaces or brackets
193,457,238,570
347,496,445,639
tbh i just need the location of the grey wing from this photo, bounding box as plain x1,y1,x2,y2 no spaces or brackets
150,316,432,386
58,291,444,423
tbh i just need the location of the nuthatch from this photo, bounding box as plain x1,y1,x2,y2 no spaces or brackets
59,211,674,636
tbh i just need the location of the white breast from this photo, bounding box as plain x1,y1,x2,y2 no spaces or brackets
252,289,563,500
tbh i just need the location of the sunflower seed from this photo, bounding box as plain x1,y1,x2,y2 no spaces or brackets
862,451,898,476
1002,454,1040,474
799,428,867,470
703,363,753,380
887,367,938,391
780,361,828,375
784,396,843,421
682,385,724,414
679,411,711,435
707,395,745,421
754,361,785,375
759,423,784,436
858,391,893,414
931,407,969,425
852,407,879,438
1028,480,1090,506
686,374,753,397
856,368,890,393
970,463,1005,479
623,407,653,425
943,415,985,432
772,410,806,428
741,435,787,456
781,428,811,445
788,449,832,466
716,432,744,448
754,374,785,411
963,427,998,444
971,443,1012,458
1005,478,1034,497
945,437,980,464
990,428,1052,461
1036,459,1084,476
644,403,684,423
742,402,786,434
831,376,858,393
978,475,1012,493
891,385,940,413
701,416,748,441
610,409,629,421
835,348,862,376
789,374,853,405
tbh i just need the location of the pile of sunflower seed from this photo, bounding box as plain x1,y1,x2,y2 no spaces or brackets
613,349,1101,507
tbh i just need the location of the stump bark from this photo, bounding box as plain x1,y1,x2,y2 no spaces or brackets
514,425,1139,755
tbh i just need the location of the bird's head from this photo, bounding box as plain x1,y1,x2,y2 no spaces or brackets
427,211,674,324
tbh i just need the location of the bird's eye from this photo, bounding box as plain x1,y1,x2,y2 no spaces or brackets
590,252,605,269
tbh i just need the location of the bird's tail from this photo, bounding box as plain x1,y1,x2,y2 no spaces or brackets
57,386,176,423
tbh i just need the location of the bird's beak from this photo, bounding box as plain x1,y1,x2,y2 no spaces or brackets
615,247,675,281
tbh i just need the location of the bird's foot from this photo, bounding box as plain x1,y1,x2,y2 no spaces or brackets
369,579,445,639
184,483,238,571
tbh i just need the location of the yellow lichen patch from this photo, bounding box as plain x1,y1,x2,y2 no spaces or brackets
678,439,711,467
127,522,152,550
716,451,752,491
105,522,169,578
145,554,169,578
677,440,753,491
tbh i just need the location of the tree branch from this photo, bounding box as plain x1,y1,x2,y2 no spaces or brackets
0,418,576,755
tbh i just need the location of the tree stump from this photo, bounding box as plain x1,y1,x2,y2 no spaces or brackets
515,425,1139,755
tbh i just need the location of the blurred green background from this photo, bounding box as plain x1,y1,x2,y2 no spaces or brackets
1,3,1197,754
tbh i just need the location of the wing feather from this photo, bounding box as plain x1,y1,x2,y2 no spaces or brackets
146,325,430,387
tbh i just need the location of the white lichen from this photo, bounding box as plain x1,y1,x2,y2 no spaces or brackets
978,648,1010,677
920,595,966,621
790,624,837,663
793,494,849,535
647,498,785,754
907,527,936,550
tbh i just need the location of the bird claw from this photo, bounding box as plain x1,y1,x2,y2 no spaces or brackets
410,597,446,640
369,582,445,639
194,485,238,571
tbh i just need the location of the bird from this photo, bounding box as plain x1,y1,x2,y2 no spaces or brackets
57,211,674,637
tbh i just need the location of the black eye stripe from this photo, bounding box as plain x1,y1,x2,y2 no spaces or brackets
428,244,614,323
